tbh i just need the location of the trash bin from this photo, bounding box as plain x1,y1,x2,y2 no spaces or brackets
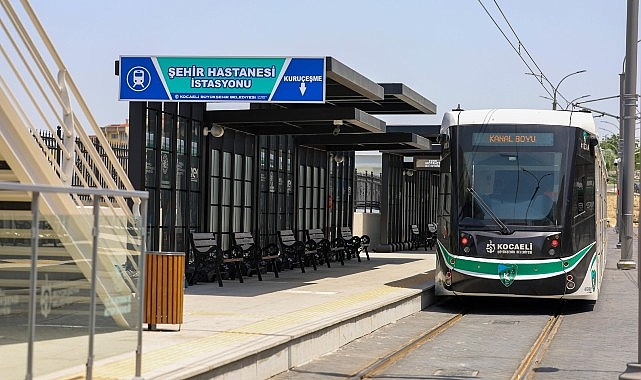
144,251,185,330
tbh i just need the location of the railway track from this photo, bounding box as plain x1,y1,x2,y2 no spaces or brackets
348,312,466,380
511,312,564,379
341,300,566,380
269,297,576,380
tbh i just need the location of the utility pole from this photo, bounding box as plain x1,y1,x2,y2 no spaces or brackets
619,73,625,249
618,0,638,271
617,71,631,255
619,0,640,378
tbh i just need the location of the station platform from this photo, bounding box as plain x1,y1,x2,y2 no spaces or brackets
51,250,436,379
38,227,641,380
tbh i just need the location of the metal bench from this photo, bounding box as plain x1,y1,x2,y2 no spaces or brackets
189,232,243,286
340,227,370,261
306,228,345,266
426,223,437,250
410,224,428,251
278,229,317,273
232,232,280,280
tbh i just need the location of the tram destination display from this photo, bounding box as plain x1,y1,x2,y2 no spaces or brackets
471,132,554,146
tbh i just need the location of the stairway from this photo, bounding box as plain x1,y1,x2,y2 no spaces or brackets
0,0,143,329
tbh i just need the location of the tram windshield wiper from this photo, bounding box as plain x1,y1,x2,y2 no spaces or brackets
466,187,511,234
522,169,553,222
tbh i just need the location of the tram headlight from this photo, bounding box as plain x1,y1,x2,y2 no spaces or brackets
566,274,575,290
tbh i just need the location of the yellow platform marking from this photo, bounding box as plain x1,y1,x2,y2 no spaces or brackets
69,283,418,379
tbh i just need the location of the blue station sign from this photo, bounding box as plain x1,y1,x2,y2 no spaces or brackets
119,56,326,103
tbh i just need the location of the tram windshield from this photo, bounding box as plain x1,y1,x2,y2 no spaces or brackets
456,125,569,230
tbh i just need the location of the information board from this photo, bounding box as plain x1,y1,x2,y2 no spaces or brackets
414,157,440,170
119,56,325,103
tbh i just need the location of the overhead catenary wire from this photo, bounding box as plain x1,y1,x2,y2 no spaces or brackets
477,0,572,106
489,0,555,91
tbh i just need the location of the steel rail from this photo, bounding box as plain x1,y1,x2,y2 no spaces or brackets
511,313,564,380
348,312,465,380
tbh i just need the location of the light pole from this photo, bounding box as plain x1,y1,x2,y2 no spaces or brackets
602,119,624,247
552,70,586,110
526,72,587,110
619,0,640,378
617,35,639,270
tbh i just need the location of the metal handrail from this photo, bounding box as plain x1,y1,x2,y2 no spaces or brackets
0,180,148,198
0,181,149,379
0,0,139,213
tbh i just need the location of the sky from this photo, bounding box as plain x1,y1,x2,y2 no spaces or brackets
24,1,630,137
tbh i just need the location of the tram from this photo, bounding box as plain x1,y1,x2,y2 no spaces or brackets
434,109,607,300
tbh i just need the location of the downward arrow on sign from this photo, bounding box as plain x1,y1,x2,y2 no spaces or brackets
299,82,306,96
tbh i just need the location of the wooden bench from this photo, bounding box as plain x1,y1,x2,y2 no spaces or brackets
306,228,345,267
189,232,243,286
232,232,280,280
340,227,370,261
278,229,317,273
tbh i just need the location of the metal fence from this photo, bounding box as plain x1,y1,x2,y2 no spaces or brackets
39,128,129,190
355,170,381,213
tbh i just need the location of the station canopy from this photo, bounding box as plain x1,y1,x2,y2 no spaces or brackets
204,57,440,153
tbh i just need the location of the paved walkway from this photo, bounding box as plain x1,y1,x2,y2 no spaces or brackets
45,250,435,379
23,227,641,380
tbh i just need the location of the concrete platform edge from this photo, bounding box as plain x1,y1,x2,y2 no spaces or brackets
171,284,437,380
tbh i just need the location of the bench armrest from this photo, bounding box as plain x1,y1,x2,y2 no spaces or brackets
304,239,317,252
261,243,280,259
225,245,245,261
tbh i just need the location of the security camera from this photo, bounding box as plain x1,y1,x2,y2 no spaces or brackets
332,120,343,136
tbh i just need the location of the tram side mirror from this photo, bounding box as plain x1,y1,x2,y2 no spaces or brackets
589,136,598,157
438,134,450,145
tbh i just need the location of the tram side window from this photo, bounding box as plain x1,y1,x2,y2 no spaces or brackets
439,172,451,218
439,149,451,220
576,176,585,215
574,155,593,217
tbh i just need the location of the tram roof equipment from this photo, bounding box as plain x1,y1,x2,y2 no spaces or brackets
441,109,596,134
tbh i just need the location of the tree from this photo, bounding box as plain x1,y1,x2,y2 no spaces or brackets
599,134,641,183
600,134,619,173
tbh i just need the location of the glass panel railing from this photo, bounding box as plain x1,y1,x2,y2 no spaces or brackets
0,183,147,380
0,210,33,380
31,210,93,379
92,210,143,375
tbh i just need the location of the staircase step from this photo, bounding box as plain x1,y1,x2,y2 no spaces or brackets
0,245,71,258
0,191,32,202
0,170,17,182
0,278,90,290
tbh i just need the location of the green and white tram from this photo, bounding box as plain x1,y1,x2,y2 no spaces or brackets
435,109,607,300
